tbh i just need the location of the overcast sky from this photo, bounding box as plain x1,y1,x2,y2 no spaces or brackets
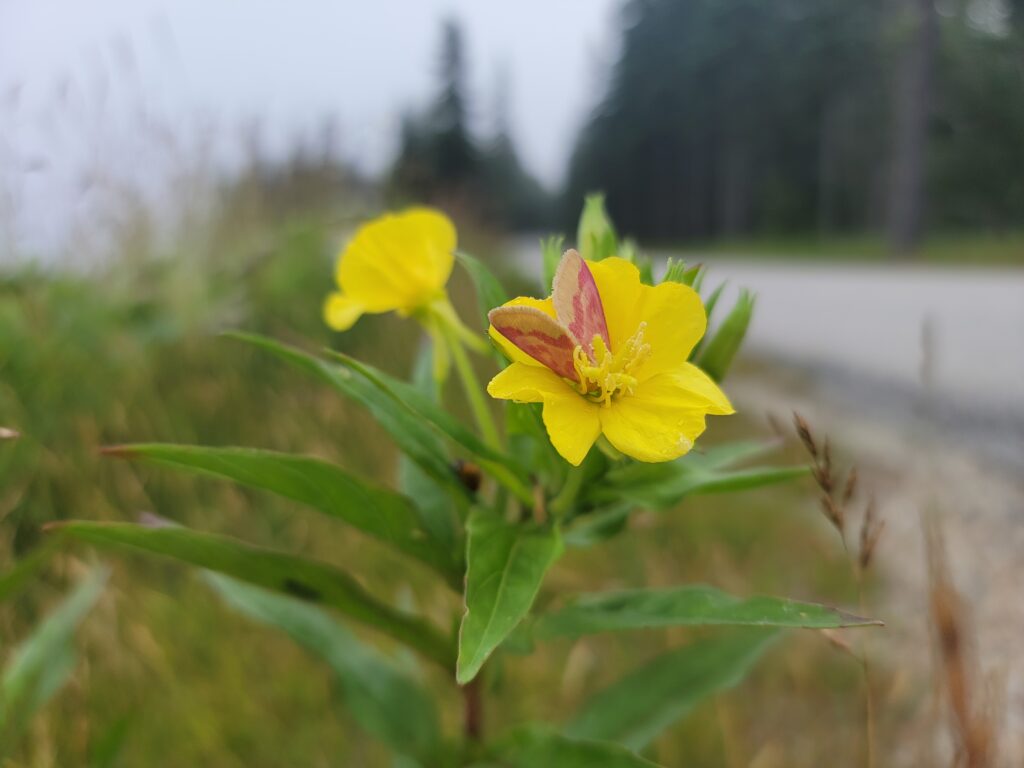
0,0,621,254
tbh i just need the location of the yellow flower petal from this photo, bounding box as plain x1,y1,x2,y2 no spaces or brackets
487,296,558,368
336,207,456,313
487,361,599,465
588,257,707,381
486,361,572,403
323,292,364,331
599,373,711,462
668,362,735,415
541,393,601,466
587,257,644,352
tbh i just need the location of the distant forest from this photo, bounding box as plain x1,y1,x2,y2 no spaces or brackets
389,0,1024,252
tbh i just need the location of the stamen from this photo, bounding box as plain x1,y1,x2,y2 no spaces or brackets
571,324,652,406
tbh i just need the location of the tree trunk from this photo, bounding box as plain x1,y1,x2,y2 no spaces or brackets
886,0,938,257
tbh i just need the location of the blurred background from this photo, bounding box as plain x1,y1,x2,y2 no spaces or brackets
1,0,1022,765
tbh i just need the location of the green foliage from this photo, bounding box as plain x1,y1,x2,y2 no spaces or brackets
576,193,619,261
1,569,107,751
455,251,510,332
228,332,474,507
534,585,878,640
0,538,63,604
207,575,441,763
566,629,779,751
486,728,661,767
457,510,562,684
52,521,454,669
104,444,461,584
697,290,755,382
325,349,532,505
539,235,565,293
590,439,808,511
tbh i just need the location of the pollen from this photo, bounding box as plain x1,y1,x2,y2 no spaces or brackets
572,322,652,406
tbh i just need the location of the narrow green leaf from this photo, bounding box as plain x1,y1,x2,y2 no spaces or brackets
1,568,107,747
326,350,533,506
595,440,808,511
49,521,454,669
540,235,565,292
562,504,632,549
536,585,879,640
703,281,726,321
455,250,509,330
226,332,469,504
397,339,462,553
104,444,460,585
690,281,726,359
490,728,662,768
680,263,703,288
567,629,779,751
696,289,755,381
456,511,562,684
696,439,783,468
208,574,440,761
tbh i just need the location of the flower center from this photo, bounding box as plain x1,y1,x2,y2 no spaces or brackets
572,322,651,406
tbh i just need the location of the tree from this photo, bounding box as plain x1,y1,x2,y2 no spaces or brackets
886,0,939,256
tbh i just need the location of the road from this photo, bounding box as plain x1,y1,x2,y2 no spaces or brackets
691,258,1024,413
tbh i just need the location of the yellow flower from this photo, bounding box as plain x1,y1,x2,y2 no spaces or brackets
487,250,734,466
323,207,457,331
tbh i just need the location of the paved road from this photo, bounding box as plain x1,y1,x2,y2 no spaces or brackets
691,258,1024,413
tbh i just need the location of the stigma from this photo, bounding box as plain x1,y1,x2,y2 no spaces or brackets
572,322,651,405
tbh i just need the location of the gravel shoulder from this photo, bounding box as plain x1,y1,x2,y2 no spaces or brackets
731,357,1024,764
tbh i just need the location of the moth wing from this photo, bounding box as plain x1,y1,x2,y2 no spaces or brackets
552,248,610,357
488,305,578,380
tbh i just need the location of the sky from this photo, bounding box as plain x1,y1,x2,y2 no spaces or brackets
0,0,621,254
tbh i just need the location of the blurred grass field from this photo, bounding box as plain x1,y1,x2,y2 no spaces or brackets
2,191,895,766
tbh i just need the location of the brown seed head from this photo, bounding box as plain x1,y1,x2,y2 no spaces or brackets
793,412,817,458
843,467,859,506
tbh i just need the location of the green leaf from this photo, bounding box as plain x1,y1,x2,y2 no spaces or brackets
207,574,440,761
397,339,463,553
691,281,727,359
456,510,562,684
594,439,808,511
696,289,755,381
50,521,455,669
562,504,632,549
535,585,879,640
489,728,662,768
703,281,726,321
226,332,469,504
455,250,509,330
1,568,107,749
540,235,565,292
326,349,533,506
567,629,779,751
103,444,461,585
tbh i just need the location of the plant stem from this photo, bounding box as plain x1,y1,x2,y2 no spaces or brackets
463,676,484,742
445,324,501,449
856,569,876,768
549,464,585,519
